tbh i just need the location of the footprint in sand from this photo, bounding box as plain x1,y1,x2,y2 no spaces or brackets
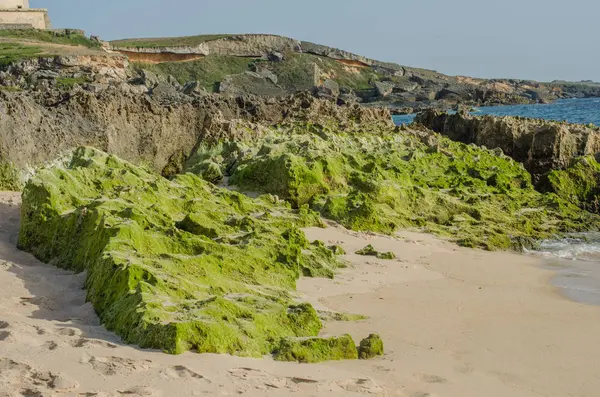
0,357,79,395
72,338,118,349
421,374,448,384
84,356,153,376
118,385,161,396
335,378,385,395
0,330,11,341
57,327,81,337
163,365,210,383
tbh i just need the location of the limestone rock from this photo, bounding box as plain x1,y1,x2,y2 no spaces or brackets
313,79,340,100
415,110,600,180
182,81,208,96
374,81,394,97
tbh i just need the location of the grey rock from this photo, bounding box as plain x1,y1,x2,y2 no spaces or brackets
167,74,182,89
374,81,394,97
55,55,81,67
313,79,340,100
338,87,359,105
219,72,288,97
31,70,59,80
268,51,285,62
150,82,179,97
182,81,208,96
257,69,278,85
133,69,161,88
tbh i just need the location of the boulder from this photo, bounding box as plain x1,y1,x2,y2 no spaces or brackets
338,87,359,105
313,79,340,100
268,51,285,62
374,81,394,97
182,81,208,96
219,71,288,97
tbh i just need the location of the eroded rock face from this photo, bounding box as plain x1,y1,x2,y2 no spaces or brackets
415,109,600,180
0,89,392,181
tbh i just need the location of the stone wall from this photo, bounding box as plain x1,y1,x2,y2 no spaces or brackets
0,9,49,29
0,0,29,9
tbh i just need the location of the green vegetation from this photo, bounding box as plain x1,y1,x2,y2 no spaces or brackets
545,155,600,213
18,147,353,357
267,52,380,92
56,76,90,90
187,122,600,250
111,34,234,48
0,160,21,191
0,29,101,48
358,334,384,360
0,43,43,66
274,334,358,363
132,56,255,90
355,245,396,260
131,51,384,93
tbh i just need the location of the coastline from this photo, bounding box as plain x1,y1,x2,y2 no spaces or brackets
2,191,600,397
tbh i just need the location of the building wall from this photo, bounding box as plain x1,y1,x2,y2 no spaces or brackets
0,0,29,9
0,10,47,29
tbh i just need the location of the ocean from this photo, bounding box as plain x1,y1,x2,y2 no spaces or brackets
393,97,600,305
392,97,600,126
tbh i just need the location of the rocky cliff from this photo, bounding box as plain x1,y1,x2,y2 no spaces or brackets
414,110,600,182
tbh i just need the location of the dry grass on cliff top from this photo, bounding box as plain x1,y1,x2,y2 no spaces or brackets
111,34,235,48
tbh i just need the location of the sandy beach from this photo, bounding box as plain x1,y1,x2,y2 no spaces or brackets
2,190,600,397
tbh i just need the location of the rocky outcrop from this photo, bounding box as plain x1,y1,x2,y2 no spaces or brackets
414,110,600,180
219,71,288,97
0,54,129,90
112,34,301,59
0,87,392,181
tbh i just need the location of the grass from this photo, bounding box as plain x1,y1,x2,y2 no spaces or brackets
111,34,235,48
132,56,255,91
56,76,90,90
0,43,44,66
0,29,101,48
267,52,381,92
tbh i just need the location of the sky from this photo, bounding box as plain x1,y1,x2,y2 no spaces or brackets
31,0,599,82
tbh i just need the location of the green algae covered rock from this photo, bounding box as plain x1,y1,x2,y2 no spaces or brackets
545,155,600,213
355,244,396,260
0,160,21,191
274,334,358,363
187,123,600,250
358,334,384,360
18,147,348,357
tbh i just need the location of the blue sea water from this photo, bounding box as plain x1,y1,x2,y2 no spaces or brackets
392,97,600,126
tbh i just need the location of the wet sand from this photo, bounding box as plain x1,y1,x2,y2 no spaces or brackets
2,191,600,396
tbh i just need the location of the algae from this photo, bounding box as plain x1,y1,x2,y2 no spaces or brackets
358,334,384,360
274,334,358,363
0,160,21,191
355,245,396,260
545,155,600,213
186,122,600,250
18,147,350,357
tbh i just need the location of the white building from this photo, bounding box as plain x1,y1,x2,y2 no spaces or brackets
0,0,50,29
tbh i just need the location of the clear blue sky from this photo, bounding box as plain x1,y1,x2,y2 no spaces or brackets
32,0,599,82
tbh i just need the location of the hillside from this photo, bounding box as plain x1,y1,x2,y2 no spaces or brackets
108,33,600,112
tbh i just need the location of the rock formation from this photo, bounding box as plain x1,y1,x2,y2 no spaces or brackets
414,109,600,181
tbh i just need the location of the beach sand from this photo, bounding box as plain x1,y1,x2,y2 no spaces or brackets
1,191,599,396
